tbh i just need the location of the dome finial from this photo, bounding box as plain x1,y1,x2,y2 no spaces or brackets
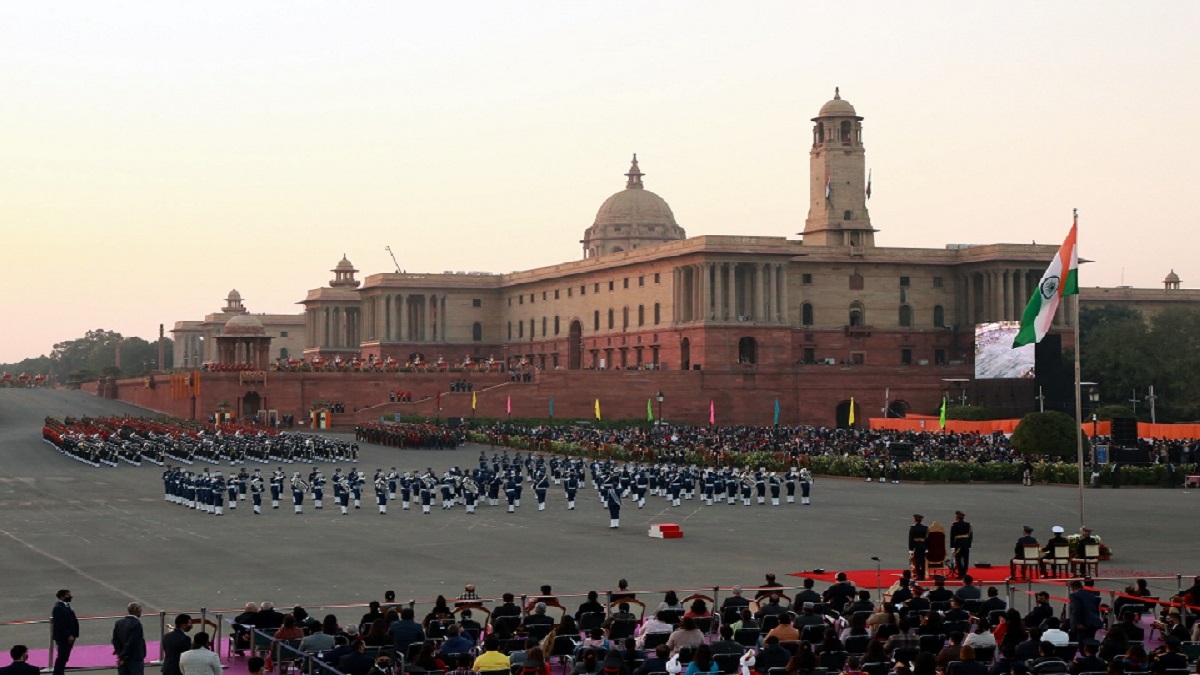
834,86,840,99
625,153,644,189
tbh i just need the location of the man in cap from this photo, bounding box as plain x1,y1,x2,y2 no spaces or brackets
949,511,973,578
908,514,929,581
1041,526,1070,575
1010,526,1039,579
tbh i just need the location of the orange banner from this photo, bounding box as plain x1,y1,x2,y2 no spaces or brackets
868,417,1200,440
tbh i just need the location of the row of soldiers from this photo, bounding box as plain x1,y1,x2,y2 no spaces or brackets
46,425,360,468
354,423,463,449
158,451,817,520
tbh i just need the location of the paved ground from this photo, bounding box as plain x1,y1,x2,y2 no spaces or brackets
1,388,1194,649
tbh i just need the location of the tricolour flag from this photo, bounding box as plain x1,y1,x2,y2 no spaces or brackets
647,398,653,422
1013,215,1079,347
824,173,831,202
848,397,856,426
939,397,947,430
595,398,601,421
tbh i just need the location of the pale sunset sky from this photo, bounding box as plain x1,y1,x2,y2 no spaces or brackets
2,2,1197,363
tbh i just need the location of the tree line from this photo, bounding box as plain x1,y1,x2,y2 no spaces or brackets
0,329,173,384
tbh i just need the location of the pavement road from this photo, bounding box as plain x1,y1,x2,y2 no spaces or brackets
1,388,1193,646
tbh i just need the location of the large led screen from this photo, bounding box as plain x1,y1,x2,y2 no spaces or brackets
974,321,1036,379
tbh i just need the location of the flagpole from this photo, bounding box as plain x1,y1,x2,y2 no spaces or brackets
1071,208,1086,527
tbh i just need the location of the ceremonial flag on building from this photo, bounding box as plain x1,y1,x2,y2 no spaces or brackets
709,400,715,425
549,396,554,418
773,398,780,426
848,397,856,426
939,397,947,430
647,398,653,422
435,391,441,409
595,398,601,420
824,173,831,202
506,395,511,415
471,390,477,410
1014,214,1079,347
866,169,872,199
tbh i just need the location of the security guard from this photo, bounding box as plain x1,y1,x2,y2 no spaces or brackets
908,514,929,581
949,511,974,577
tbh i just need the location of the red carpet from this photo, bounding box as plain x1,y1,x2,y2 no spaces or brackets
26,639,249,675
790,567,1013,589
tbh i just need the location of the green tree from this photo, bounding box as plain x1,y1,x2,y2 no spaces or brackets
944,405,997,421
1094,405,1135,420
1012,411,1087,458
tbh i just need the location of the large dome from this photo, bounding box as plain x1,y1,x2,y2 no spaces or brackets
817,87,858,118
594,187,678,228
222,313,266,336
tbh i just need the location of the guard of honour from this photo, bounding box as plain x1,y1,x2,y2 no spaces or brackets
160,451,816,527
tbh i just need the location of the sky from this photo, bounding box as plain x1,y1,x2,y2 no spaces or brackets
3,1,1198,363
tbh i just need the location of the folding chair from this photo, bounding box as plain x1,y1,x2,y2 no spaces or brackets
1070,543,1100,577
609,619,639,640
734,628,761,647
818,650,846,671
844,635,871,656
1011,545,1041,580
643,632,670,650
972,645,995,664
1053,643,1079,662
862,662,890,675
714,653,741,674
578,612,605,632
918,634,945,653
1045,545,1071,578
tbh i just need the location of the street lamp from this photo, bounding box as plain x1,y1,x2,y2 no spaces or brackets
656,391,665,424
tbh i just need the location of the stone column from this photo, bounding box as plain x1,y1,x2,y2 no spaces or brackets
964,274,975,327
982,271,992,322
440,295,448,341
778,264,789,323
713,265,721,321
756,264,767,321
1001,270,1011,321
724,263,734,317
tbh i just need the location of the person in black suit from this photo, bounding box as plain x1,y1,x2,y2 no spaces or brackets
1009,526,1039,579
338,640,373,675
908,515,929,581
51,590,79,675
112,603,146,675
0,645,41,675
256,602,285,632
949,511,974,578
1066,581,1102,643
161,614,193,675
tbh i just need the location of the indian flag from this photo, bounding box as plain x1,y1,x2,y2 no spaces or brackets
1013,215,1079,347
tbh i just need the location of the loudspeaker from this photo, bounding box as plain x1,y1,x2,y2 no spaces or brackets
889,442,915,461
1111,418,1138,448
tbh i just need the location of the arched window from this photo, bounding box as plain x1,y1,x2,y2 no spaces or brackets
899,304,913,327
654,303,661,325
279,347,289,359
738,337,757,365
933,305,945,328
801,303,814,326
816,122,825,144
849,301,865,327
472,322,483,342
638,305,645,326
840,120,852,143
607,308,614,329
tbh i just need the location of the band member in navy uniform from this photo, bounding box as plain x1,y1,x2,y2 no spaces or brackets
337,473,352,515
799,467,813,505
504,472,518,513
534,472,549,511
375,475,388,515
290,472,308,514
603,479,622,529
462,474,479,514
754,470,767,505
785,468,798,503
212,473,226,516
512,472,523,507
564,471,579,510
908,514,929,581
250,470,264,514
310,468,325,510
949,511,973,577
387,468,398,500
768,472,781,506
351,470,364,509
400,472,412,510
420,473,435,514
270,469,283,509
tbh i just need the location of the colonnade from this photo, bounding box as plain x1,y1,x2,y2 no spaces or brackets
962,268,1075,327
673,262,788,324
215,337,271,369
361,293,447,344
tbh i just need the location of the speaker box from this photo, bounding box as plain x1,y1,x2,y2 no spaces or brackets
1111,418,1138,447
889,442,915,461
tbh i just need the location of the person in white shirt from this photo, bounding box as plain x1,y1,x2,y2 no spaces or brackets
1038,617,1071,646
962,625,996,649
179,633,222,675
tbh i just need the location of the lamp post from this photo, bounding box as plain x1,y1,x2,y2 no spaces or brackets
656,391,665,424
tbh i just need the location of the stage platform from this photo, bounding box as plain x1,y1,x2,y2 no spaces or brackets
790,566,1015,589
